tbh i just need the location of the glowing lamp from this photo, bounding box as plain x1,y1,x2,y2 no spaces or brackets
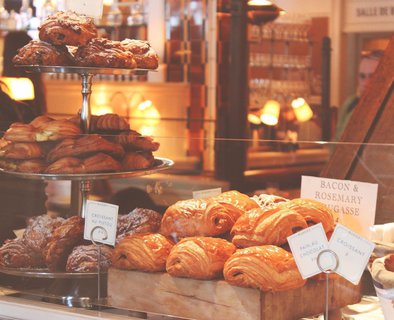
291,97,313,122
132,100,161,127
1,77,35,100
248,110,262,125
260,100,280,126
248,0,273,6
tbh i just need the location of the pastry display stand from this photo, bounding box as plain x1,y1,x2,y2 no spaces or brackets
0,66,174,308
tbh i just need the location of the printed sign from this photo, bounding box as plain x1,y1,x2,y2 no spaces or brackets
65,0,104,19
84,200,118,246
329,224,375,285
301,176,378,237
193,187,222,199
287,224,329,279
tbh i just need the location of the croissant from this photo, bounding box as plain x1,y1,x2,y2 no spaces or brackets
166,237,236,280
4,123,38,142
0,238,44,268
0,140,44,159
106,130,160,152
223,245,306,292
122,151,155,170
160,198,237,239
231,207,308,248
90,114,130,133
211,190,260,218
279,198,335,233
37,119,82,141
251,193,289,209
121,39,159,69
112,233,173,272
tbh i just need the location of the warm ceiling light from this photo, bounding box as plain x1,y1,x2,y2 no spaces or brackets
248,0,273,6
260,100,280,126
132,100,161,127
103,0,114,6
1,77,35,100
248,110,262,125
291,97,313,122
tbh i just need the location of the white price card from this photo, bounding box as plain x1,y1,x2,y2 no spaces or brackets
193,187,222,199
287,223,329,279
84,200,118,246
328,224,375,285
301,176,378,237
65,0,104,19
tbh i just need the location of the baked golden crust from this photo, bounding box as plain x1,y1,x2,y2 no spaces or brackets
66,244,113,272
112,233,173,272
90,114,130,133
279,198,335,233
0,238,45,268
121,151,155,170
166,237,236,280
223,245,306,292
0,140,44,159
211,190,260,219
44,216,84,271
0,158,47,173
107,130,160,152
121,39,159,69
39,11,97,46
47,135,124,163
251,193,289,209
231,207,308,248
74,38,137,69
116,208,162,243
12,40,74,66
160,198,237,239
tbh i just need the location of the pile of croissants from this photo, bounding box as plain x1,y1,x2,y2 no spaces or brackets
111,191,335,292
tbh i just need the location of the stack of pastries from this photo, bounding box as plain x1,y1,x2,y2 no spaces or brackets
111,191,335,292
13,10,158,69
0,113,159,174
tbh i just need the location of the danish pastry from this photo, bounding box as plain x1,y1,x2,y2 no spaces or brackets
251,193,289,209
211,190,260,218
66,244,113,272
112,233,173,272
74,38,137,69
223,245,306,291
121,39,159,69
39,11,97,46
166,237,236,280
12,40,74,66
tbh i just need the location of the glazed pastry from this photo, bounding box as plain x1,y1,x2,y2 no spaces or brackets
90,114,130,133
74,38,136,69
0,238,44,268
0,140,44,159
251,193,289,209
108,130,160,151
122,151,155,170
66,244,113,272
45,157,83,174
112,233,173,272
231,207,308,248
39,11,97,46
160,198,238,239
44,216,84,271
121,39,159,69
211,190,260,218
4,123,39,142
279,198,335,233
116,208,162,242
23,215,64,257
30,115,55,128
12,40,74,66
223,245,306,292
47,134,124,163
166,237,236,280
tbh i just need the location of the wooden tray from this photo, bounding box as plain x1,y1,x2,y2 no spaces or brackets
107,268,362,320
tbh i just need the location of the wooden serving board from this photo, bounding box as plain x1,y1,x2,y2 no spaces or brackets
107,268,362,320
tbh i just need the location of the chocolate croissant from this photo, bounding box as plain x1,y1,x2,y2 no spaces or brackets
166,237,236,280
112,233,173,272
231,207,308,248
223,245,306,292
211,190,260,218
279,198,335,233
160,198,238,239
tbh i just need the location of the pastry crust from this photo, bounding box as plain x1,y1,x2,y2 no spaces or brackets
166,237,236,280
112,233,173,272
39,11,97,46
0,140,44,159
108,130,160,152
66,244,113,272
44,216,84,271
12,40,74,66
47,135,124,163
0,238,44,268
121,151,155,170
121,39,159,69
160,198,238,239
279,198,335,233
90,114,130,133
211,190,260,218
231,207,308,248
251,193,289,209
74,38,136,69
223,245,306,292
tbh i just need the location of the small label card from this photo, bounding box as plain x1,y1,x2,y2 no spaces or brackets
65,0,104,19
287,223,329,279
328,224,375,285
301,176,378,237
84,200,118,246
193,187,222,199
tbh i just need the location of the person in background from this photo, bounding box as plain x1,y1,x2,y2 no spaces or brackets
335,49,384,141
